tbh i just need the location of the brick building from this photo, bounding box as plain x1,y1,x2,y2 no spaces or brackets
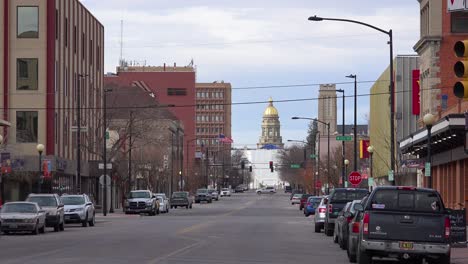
0,0,104,202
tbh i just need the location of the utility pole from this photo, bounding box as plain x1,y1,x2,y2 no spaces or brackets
103,88,108,216
77,74,87,194
128,111,133,190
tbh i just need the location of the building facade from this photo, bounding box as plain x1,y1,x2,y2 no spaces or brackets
318,84,337,135
0,0,104,202
258,98,284,149
104,63,197,191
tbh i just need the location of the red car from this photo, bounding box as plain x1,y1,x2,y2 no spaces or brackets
299,194,313,210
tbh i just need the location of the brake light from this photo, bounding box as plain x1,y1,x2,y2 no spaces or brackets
328,204,333,213
352,222,360,233
444,216,450,239
397,186,416,191
347,216,353,223
319,208,326,213
363,213,370,235
307,202,311,207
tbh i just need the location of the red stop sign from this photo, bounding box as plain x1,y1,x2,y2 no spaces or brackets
315,180,322,189
348,171,362,186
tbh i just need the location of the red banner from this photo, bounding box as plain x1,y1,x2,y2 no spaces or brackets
412,69,420,115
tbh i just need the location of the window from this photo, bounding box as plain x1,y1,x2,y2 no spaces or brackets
65,18,68,47
17,59,38,90
82,32,85,60
90,39,93,64
55,9,58,40
16,111,38,143
73,26,77,53
167,88,187,96
451,12,468,33
17,6,39,38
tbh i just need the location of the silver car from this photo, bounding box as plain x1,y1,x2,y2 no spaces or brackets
314,196,328,233
155,193,170,213
26,193,65,232
0,202,46,235
61,194,95,227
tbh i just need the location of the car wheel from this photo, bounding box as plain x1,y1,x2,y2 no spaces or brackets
82,213,89,227
59,221,65,231
190,204,193,209
325,224,333,237
156,208,160,215
32,223,39,235
304,212,310,217
186,205,189,209
89,214,95,227
39,225,45,234
357,244,372,264
54,222,60,232
428,254,450,264
347,241,357,263
314,223,321,233
333,231,339,243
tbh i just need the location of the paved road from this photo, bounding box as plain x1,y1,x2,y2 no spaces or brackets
0,192,465,264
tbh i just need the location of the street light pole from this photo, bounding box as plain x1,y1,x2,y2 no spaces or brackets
336,89,345,188
344,159,350,186
346,74,358,173
309,15,395,185
367,145,374,191
36,144,44,193
423,113,436,189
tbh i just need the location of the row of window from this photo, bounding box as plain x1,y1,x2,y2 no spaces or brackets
196,91,224,99
196,104,224,111
196,115,224,122
196,127,223,134
196,139,223,146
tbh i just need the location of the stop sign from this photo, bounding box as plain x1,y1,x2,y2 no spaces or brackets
348,171,362,186
315,180,322,189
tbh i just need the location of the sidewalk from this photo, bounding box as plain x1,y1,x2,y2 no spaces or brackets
451,227,468,264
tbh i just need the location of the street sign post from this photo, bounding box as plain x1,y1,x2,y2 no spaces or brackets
348,171,362,186
336,136,352,141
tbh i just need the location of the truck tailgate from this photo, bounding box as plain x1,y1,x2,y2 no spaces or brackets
368,211,446,243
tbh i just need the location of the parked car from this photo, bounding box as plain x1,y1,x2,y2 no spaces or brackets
304,196,322,217
347,196,369,263
299,194,313,211
234,186,244,193
195,189,212,203
334,199,361,250
26,193,65,232
124,190,159,215
291,193,302,205
256,186,276,194
208,189,219,201
220,188,231,197
353,186,451,264
170,192,193,209
324,188,368,236
284,186,292,193
314,196,328,233
61,194,95,227
0,202,46,235
154,193,170,213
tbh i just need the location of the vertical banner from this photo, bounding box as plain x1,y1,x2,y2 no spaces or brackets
360,140,370,159
43,160,52,179
412,69,421,115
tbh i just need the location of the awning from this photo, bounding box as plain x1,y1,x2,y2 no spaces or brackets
399,114,466,157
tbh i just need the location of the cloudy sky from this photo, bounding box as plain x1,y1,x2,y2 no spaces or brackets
81,0,420,147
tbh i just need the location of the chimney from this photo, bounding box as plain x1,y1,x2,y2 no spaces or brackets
163,63,166,71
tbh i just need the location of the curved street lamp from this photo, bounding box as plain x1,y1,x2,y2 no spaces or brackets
344,159,350,187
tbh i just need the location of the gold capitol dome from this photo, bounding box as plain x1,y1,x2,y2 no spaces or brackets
263,97,279,117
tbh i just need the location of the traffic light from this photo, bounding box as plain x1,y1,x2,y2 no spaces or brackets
454,40,468,99
269,161,274,173
241,161,245,170
249,166,252,172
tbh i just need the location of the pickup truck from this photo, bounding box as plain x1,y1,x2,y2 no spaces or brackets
324,188,368,236
124,190,159,215
195,189,212,203
353,186,451,264
170,192,193,209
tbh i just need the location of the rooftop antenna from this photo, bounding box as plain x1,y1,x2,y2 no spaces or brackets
119,20,124,67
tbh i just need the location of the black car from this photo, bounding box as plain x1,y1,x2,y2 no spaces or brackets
234,186,244,193
324,188,368,236
284,186,292,193
334,199,362,250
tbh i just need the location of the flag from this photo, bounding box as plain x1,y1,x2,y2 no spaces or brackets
218,134,233,143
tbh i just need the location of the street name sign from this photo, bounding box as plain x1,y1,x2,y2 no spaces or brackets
336,136,352,141
99,163,112,170
425,162,431,177
290,164,301,169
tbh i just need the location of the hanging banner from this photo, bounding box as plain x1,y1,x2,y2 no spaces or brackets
448,0,467,12
412,69,421,115
42,160,52,179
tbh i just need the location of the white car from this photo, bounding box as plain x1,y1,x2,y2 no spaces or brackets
155,193,170,213
0,202,46,235
256,187,276,194
220,188,231,197
61,194,95,227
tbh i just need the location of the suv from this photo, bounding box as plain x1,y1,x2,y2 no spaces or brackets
124,190,159,215
208,189,219,201
324,188,368,236
61,194,95,227
195,189,212,203
353,186,451,264
26,193,65,232
256,186,276,194
170,192,193,209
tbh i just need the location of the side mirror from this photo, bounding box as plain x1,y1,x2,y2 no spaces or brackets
343,211,352,218
152,195,156,199
86,202,93,206
354,203,364,212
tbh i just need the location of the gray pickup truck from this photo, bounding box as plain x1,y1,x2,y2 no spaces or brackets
170,192,193,209
124,190,159,215
353,186,451,264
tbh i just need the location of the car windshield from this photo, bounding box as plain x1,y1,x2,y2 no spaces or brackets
1,203,37,213
27,196,57,207
293,194,302,198
330,190,368,202
156,196,164,200
197,189,208,193
222,188,229,191
369,189,444,213
172,192,187,198
128,191,150,199
61,196,86,205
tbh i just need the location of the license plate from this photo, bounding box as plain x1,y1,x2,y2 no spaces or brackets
399,242,413,250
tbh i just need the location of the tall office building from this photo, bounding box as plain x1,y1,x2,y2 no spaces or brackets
317,84,337,135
